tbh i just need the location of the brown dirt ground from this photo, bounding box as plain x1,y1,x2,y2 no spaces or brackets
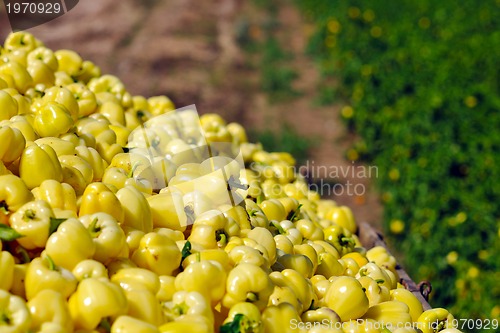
0,0,383,228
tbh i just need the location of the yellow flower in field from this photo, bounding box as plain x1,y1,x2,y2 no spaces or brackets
370,26,382,38
327,20,341,34
389,219,405,234
446,251,458,265
464,95,477,108
341,106,354,118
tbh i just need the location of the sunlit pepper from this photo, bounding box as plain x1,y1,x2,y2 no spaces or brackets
228,245,268,270
79,212,128,264
0,114,38,142
28,289,73,332
0,126,25,165
0,174,34,213
0,61,33,93
315,252,343,279
111,316,160,333
0,289,32,332
19,143,63,190
45,218,96,271
147,188,188,232
387,288,423,323
25,255,78,300
271,219,303,245
366,246,398,276
66,82,97,117
111,267,160,295
74,146,108,182
163,290,213,326
323,224,355,256
158,315,213,333
0,90,19,122
261,302,303,333
270,269,315,313
221,301,263,333
72,259,108,281
295,219,324,241
324,276,369,321
267,285,301,313
294,243,319,275
245,227,277,264
356,263,392,291
223,263,274,311
191,210,240,248
357,276,390,307
362,300,412,328
175,259,227,304
274,234,294,256
245,199,269,229
338,257,361,277
0,250,15,290
33,102,74,138
123,288,165,326
417,308,455,333
325,206,357,234
32,179,77,214
39,86,79,122
301,307,340,327
181,248,231,272
259,199,286,222
34,137,76,157
116,185,153,233
68,277,128,330
131,232,182,276
276,253,314,279
78,182,124,223
9,200,54,249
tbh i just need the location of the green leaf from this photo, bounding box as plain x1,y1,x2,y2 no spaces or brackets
180,241,192,263
49,217,67,235
220,313,244,333
0,224,23,241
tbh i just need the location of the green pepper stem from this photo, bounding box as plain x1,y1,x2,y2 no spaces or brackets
45,254,56,271
23,209,36,221
246,292,259,303
87,217,100,237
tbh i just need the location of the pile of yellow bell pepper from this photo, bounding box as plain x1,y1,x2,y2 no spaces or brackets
0,31,463,333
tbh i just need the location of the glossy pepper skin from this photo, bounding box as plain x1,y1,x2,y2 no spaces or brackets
175,260,226,305
25,255,78,300
111,267,160,295
0,126,25,165
19,143,63,190
131,232,181,276
222,263,274,311
79,212,128,264
33,102,74,138
116,186,153,233
357,275,390,307
0,174,35,213
0,289,32,332
45,218,96,271
324,276,369,321
221,302,264,333
417,308,455,333
362,300,412,328
163,290,214,327
323,224,355,256
32,179,78,216
269,269,315,313
262,302,303,333
0,250,15,290
390,288,424,323
78,182,124,223
68,277,128,330
27,289,74,332
111,315,160,333
9,200,55,249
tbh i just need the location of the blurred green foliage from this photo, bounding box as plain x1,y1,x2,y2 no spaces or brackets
297,0,500,325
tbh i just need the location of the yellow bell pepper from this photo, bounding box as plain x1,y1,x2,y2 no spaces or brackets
366,246,398,276
9,200,54,249
111,267,160,295
158,315,213,333
147,188,188,232
72,259,108,281
32,179,77,214
275,234,294,255
27,289,73,332
0,289,32,332
416,308,455,333
9,263,28,299
0,61,33,93
221,204,252,230
74,60,101,84
295,219,324,241
262,302,303,333
245,199,269,228
74,146,108,182
276,253,314,279
228,245,268,270
342,252,369,268
131,232,182,276
268,284,301,311
163,290,214,326
39,86,79,122
316,252,343,279
33,102,74,138
123,288,165,326
357,276,391,307
325,206,357,234
259,199,286,222
45,218,96,271
221,301,263,333
65,82,97,117
116,186,153,233
79,212,128,264
60,164,89,196
19,143,63,190
356,263,393,291
54,49,82,77
175,259,226,305
222,263,274,311
181,248,231,272
324,276,369,321
270,269,315,313
25,255,78,300
0,174,34,214
390,288,424,323
157,275,176,303
271,219,303,245
0,126,25,165
111,316,160,333
68,277,128,330
0,90,18,122
0,250,15,290
0,114,38,142
78,182,124,223
102,166,153,194
323,224,355,256
191,210,240,248
362,300,412,329
245,227,277,264
97,141,124,165
301,307,340,327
